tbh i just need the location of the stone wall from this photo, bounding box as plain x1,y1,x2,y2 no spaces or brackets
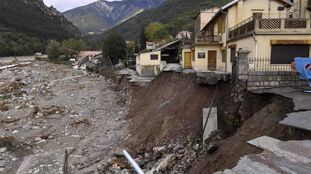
247,71,309,90
236,49,309,91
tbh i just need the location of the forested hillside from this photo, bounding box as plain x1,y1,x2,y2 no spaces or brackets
102,0,230,40
0,0,80,56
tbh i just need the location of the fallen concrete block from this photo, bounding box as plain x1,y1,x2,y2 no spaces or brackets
203,107,218,144
215,136,311,174
17,149,67,174
279,110,311,131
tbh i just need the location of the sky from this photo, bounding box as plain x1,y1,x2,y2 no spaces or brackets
43,0,113,12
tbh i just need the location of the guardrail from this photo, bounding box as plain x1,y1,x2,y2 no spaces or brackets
229,17,311,41
195,35,222,44
248,57,291,71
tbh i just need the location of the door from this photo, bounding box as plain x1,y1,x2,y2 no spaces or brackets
208,50,217,71
184,52,192,68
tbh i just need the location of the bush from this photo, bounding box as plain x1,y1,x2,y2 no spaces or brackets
46,40,60,61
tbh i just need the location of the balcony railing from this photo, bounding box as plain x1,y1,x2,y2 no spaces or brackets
248,57,291,71
195,35,222,44
229,16,311,41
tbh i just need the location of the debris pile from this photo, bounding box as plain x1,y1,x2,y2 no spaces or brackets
0,60,131,173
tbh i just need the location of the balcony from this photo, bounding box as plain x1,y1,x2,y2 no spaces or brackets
229,17,311,41
195,35,222,44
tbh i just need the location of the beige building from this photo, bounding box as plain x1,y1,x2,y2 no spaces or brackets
186,0,311,73
136,50,165,77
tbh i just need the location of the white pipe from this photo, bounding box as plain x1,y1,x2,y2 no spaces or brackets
123,150,145,174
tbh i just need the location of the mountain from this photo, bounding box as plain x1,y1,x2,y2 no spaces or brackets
0,0,80,40
0,0,80,56
63,0,166,34
101,0,230,41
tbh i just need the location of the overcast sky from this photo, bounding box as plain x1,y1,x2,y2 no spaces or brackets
43,0,113,12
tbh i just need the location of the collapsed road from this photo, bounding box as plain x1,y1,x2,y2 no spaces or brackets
0,60,130,174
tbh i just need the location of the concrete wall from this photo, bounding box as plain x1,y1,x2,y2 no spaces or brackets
228,0,288,28
192,45,226,72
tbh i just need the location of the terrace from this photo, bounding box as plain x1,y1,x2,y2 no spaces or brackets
195,35,222,44
229,14,311,41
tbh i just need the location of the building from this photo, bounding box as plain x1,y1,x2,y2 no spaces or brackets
185,0,311,73
136,40,180,77
176,31,192,39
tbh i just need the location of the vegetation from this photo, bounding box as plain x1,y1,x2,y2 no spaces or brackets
102,33,127,65
0,0,79,40
46,40,61,61
102,0,230,40
0,32,44,57
60,39,87,59
0,0,80,57
145,22,170,41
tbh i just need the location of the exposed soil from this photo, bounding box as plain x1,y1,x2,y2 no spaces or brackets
126,72,216,150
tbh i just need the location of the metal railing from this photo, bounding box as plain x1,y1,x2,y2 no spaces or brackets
195,35,222,44
229,16,311,41
248,57,291,71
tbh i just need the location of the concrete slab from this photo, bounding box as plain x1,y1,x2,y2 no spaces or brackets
17,149,66,174
252,87,311,111
162,63,182,72
203,107,218,144
215,136,311,174
279,110,311,131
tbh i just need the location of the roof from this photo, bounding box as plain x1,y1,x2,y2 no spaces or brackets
201,0,294,32
78,51,102,59
155,40,180,51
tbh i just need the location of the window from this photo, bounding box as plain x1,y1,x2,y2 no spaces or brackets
271,45,310,64
198,52,206,59
150,54,158,60
253,12,263,19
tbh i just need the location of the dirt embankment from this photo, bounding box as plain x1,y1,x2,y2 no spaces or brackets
126,72,215,149
118,72,310,174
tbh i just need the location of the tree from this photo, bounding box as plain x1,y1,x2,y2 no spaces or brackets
145,22,164,41
139,26,146,50
145,22,170,41
102,32,127,65
60,39,87,59
46,40,60,61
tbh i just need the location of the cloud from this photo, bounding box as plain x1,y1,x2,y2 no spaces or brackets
43,0,99,12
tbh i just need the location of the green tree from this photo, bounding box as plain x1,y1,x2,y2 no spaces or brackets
61,39,87,59
140,26,147,50
102,32,127,65
145,22,170,41
46,40,60,61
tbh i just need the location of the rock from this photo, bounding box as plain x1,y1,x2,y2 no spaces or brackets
17,149,66,174
34,137,42,142
0,160,5,167
0,147,7,153
22,124,32,130
193,144,199,151
32,126,40,130
156,154,175,172
36,112,44,118
153,146,165,153
12,130,18,134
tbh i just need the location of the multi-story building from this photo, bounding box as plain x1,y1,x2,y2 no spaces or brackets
183,0,311,73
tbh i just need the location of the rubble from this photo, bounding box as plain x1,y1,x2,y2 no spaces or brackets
0,60,131,173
